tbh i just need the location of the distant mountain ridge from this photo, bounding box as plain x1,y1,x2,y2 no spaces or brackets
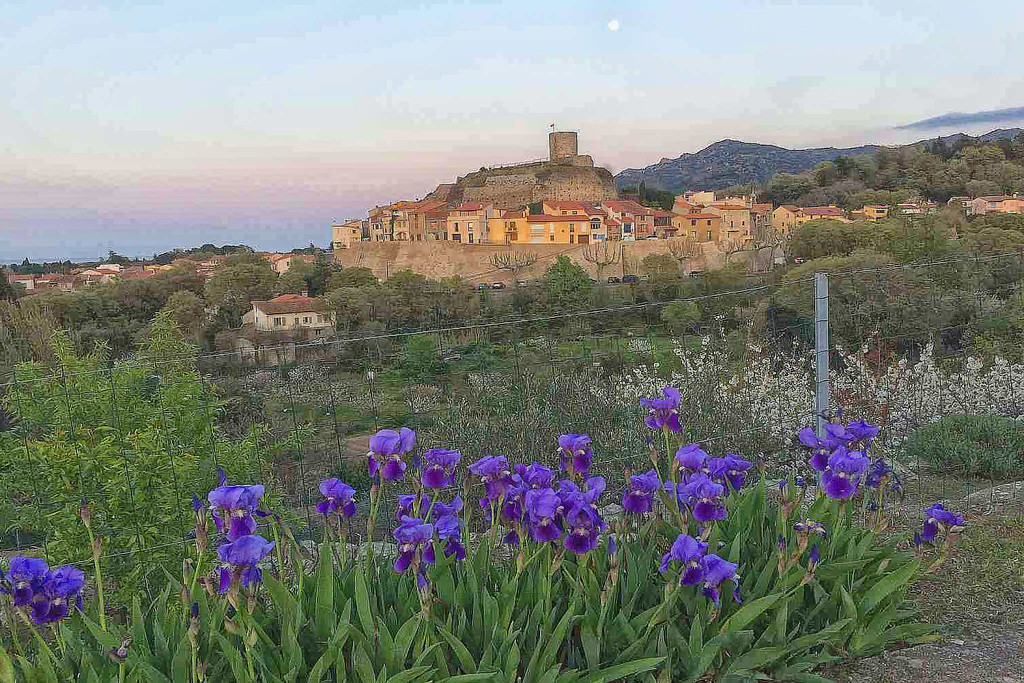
614,128,1024,194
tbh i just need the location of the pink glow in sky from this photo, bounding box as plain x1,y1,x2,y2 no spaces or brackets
4,0,1024,259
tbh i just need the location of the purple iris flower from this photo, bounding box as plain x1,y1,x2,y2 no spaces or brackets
558,434,593,477
367,427,417,481
793,519,827,537
396,494,424,520
432,495,464,518
808,544,820,570
6,556,49,607
659,534,708,585
679,474,727,522
622,469,661,514
207,484,266,541
316,479,356,517
501,480,528,523
31,565,85,624
421,448,461,489
675,443,708,474
524,488,562,543
516,462,556,489
820,448,870,499
217,535,275,594
700,554,741,607
392,516,434,574
846,420,880,448
562,501,601,554
468,455,512,508
640,387,682,432
708,454,754,492
921,504,966,542
864,459,902,494
424,513,465,563
798,427,831,472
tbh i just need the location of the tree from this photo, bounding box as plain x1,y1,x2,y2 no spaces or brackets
489,251,538,286
160,290,207,340
787,220,870,261
776,250,955,349
661,300,701,335
204,256,277,325
581,242,621,282
328,267,378,290
0,272,21,302
543,256,592,310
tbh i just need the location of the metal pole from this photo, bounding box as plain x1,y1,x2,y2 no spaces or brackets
814,272,829,437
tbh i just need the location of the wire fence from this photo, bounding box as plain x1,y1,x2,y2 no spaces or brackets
1,252,1023,605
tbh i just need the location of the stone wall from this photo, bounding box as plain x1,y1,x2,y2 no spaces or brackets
334,239,728,283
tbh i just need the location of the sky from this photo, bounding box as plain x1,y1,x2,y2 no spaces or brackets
4,0,1024,261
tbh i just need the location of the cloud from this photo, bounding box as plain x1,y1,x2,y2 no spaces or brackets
897,106,1024,131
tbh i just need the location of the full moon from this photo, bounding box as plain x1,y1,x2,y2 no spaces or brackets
607,19,620,31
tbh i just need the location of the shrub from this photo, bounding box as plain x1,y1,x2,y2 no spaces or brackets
1,411,960,682
904,414,1024,475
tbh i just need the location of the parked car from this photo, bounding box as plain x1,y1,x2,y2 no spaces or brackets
645,235,659,240
689,270,703,278
622,274,639,284
515,280,528,287
491,282,505,290
607,276,621,283
793,257,805,264
640,275,650,282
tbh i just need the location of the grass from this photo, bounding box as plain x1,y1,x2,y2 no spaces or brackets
912,511,1024,630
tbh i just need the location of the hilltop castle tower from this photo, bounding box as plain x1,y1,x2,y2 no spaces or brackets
548,131,578,162
427,129,617,209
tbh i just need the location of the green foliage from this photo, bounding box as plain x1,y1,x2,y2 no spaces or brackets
661,301,701,335
787,220,871,261
0,322,271,601
776,250,956,347
398,335,447,382
544,256,592,310
329,266,379,290
160,290,207,340
904,415,1024,476
204,254,278,324
0,476,935,682
763,134,1024,208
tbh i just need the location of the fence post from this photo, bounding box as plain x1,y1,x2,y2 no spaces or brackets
814,272,830,437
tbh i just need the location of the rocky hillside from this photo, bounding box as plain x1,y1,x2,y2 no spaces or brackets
615,128,1024,193
614,139,879,193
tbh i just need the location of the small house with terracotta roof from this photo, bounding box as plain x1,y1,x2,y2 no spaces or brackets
487,208,530,244
242,294,334,336
525,213,594,244
802,206,849,222
600,199,654,240
674,213,722,242
772,205,804,235
704,204,752,244
447,202,495,244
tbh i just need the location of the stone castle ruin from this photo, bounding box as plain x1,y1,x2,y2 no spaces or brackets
428,131,619,209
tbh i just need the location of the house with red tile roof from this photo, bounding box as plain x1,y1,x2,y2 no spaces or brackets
242,294,334,336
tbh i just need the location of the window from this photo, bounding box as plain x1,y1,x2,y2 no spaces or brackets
569,224,574,232
303,316,310,324
706,220,712,226
468,222,473,230
453,222,459,229
469,234,474,244
549,235,554,241
707,231,712,240
273,317,283,326
690,219,696,226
